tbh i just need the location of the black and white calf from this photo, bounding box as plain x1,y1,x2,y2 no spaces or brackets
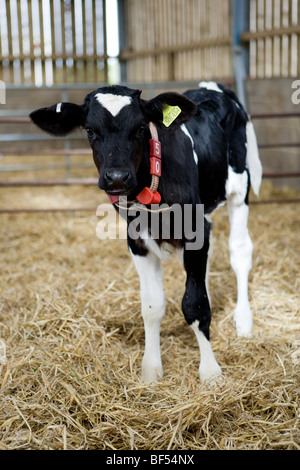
30,82,262,384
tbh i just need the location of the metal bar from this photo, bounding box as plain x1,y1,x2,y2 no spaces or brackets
263,172,300,178
251,112,300,119
0,178,98,187
258,143,300,149
0,149,91,155
0,117,31,123
0,207,97,214
249,198,300,204
0,163,94,172
3,81,200,91
0,134,86,142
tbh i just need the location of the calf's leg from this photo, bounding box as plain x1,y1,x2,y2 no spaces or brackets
227,199,253,337
130,247,165,383
182,221,222,384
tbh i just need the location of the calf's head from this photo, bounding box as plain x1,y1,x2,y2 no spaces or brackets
30,85,196,197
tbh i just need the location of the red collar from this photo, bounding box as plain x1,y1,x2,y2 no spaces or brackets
107,122,161,205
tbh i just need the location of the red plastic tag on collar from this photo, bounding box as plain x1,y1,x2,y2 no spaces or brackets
149,138,161,158
136,187,161,205
150,156,161,177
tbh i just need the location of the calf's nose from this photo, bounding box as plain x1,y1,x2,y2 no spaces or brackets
104,169,130,189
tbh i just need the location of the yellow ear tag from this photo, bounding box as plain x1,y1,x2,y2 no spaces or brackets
162,105,182,127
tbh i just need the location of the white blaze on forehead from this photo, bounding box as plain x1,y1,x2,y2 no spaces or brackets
95,93,132,116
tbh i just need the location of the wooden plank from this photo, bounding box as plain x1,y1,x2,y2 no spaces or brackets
28,0,35,82
298,0,300,75
39,0,46,84
71,0,77,82
92,0,97,83
82,0,87,82
5,0,13,82
60,0,66,83
102,0,108,83
241,24,300,41
120,37,232,60
16,0,24,83
50,0,57,83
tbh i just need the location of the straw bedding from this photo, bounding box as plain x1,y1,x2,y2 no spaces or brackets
0,181,299,450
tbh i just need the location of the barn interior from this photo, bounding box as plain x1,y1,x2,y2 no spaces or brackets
0,0,299,450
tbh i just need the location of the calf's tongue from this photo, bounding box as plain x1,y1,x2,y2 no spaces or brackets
107,194,120,204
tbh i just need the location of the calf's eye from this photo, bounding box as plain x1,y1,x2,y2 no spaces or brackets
137,125,146,137
85,127,94,138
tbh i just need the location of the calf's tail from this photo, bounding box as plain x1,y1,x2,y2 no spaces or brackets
246,121,263,196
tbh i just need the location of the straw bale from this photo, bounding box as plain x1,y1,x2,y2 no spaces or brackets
0,181,299,450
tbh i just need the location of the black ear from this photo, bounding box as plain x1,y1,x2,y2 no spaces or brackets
29,102,86,136
142,92,196,130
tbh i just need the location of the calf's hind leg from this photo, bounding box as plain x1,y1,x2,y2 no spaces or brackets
227,185,253,337
182,220,222,384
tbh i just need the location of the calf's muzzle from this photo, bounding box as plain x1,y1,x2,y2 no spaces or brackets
103,169,132,194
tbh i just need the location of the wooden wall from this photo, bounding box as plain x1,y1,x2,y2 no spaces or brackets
243,0,300,78
120,0,232,83
120,0,300,83
0,0,108,85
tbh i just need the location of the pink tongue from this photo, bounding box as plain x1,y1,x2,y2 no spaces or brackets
107,194,120,204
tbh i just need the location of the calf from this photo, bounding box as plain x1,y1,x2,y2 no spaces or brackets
30,82,262,384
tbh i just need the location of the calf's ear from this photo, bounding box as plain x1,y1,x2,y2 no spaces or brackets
30,102,86,136
142,92,196,130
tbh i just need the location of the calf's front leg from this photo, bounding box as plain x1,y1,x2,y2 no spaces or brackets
129,242,165,383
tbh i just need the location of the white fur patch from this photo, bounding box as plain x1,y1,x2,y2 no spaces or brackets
225,166,248,205
95,93,132,117
190,321,222,383
181,124,199,165
227,202,253,337
130,249,165,383
199,81,223,93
